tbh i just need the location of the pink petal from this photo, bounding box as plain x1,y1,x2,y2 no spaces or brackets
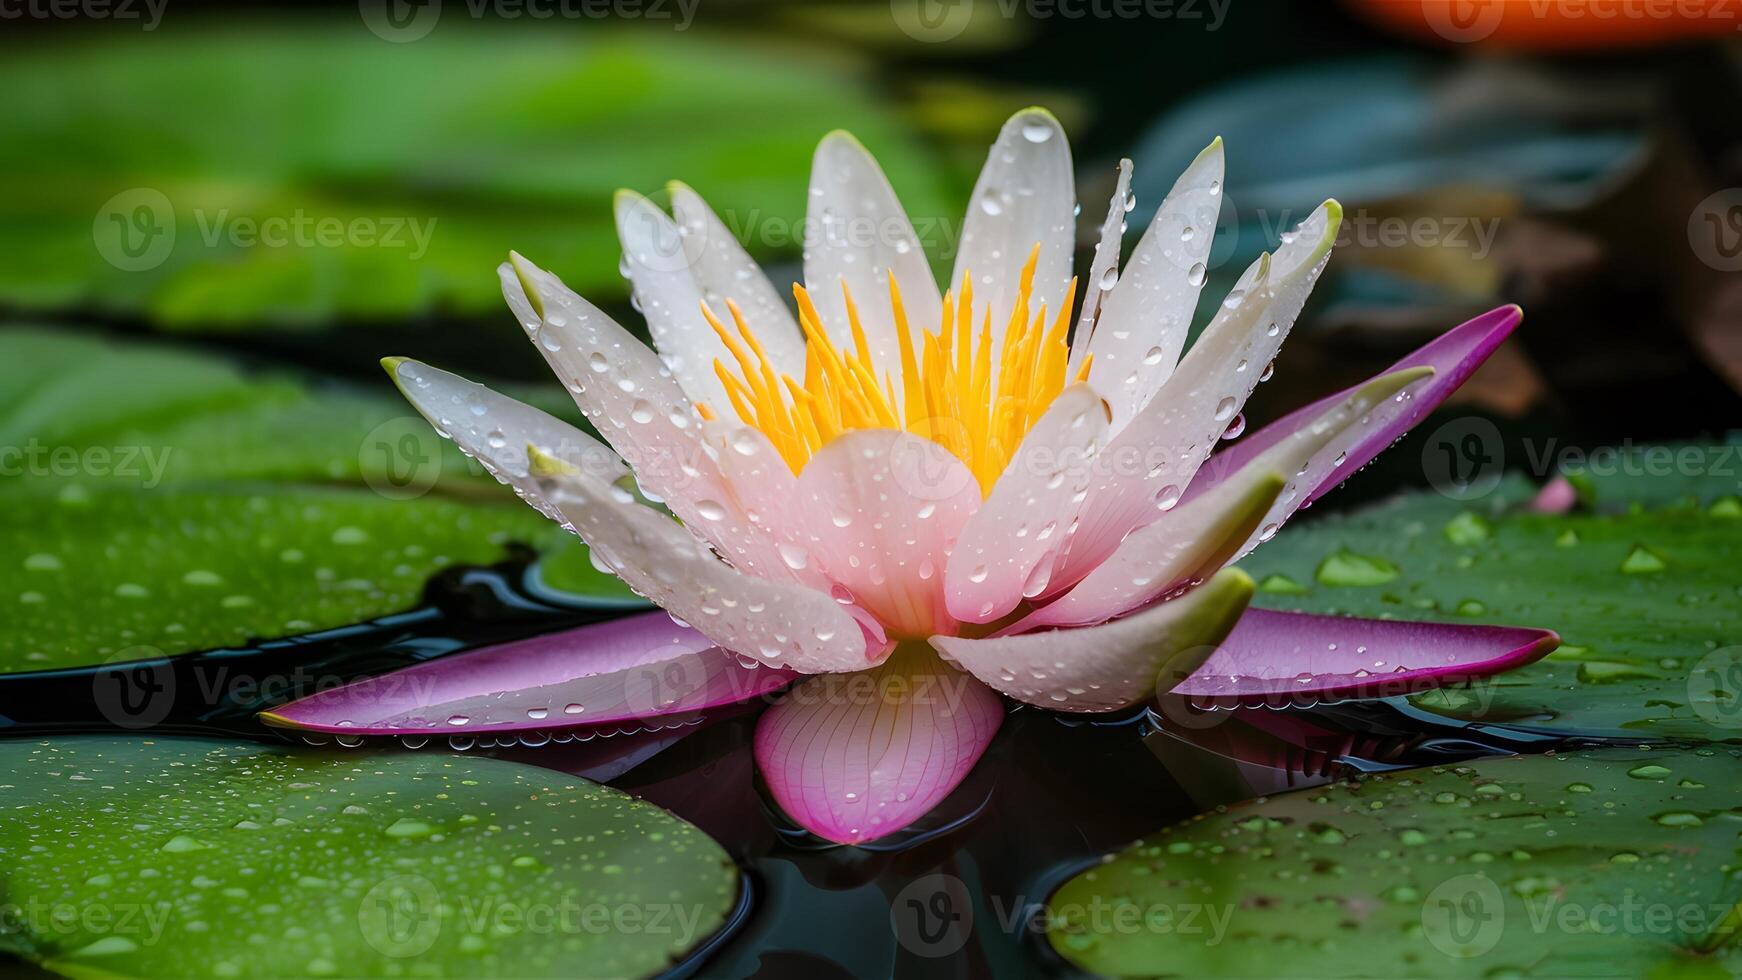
952,107,1076,361
804,131,940,387
1171,608,1560,708
1187,305,1525,508
1033,367,1434,627
753,645,1004,844
259,612,798,737
932,568,1254,712
1052,202,1343,595
1531,474,1578,514
795,430,981,639
1085,138,1224,427
1066,157,1132,381
946,384,1112,624
541,463,875,672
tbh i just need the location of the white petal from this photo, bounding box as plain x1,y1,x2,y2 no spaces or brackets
931,568,1252,712
668,180,806,378
804,131,941,391
500,253,784,581
1052,201,1343,592
541,464,874,673
384,357,625,526
944,384,1110,624
1086,138,1223,428
614,189,738,409
952,107,1076,376
1067,157,1133,380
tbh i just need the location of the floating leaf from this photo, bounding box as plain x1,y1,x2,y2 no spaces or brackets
0,28,949,329
0,737,740,977
1241,463,1742,740
0,329,634,672
1049,746,1742,977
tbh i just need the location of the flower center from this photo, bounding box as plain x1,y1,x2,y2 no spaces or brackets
699,244,1087,497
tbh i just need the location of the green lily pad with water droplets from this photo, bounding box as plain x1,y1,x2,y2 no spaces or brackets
1239,465,1742,741
1048,746,1742,977
0,737,740,978
0,328,636,673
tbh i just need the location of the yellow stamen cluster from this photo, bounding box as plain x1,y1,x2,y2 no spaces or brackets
700,244,1088,497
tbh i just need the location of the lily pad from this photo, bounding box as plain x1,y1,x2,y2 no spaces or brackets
1048,746,1742,977
0,737,740,978
0,27,949,330
1238,465,1742,741
0,329,635,672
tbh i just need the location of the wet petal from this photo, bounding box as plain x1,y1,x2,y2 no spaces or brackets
539,461,874,673
669,180,806,375
501,253,782,578
1054,201,1342,592
804,131,941,389
614,189,740,409
1186,304,1525,512
753,645,1003,844
259,612,799,736
1037,367,1435,627
795,429,981,639
952,107,1076,362
1067,157,1133,380
1085,138,1224,426
1172,609,1560,708
932,568,1253,712
383,357,625,526
945,384,1111,624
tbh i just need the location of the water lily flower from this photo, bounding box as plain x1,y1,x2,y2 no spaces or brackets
262,109,1558,844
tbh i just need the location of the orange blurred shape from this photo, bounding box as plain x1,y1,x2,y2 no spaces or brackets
1346,0,1741,50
